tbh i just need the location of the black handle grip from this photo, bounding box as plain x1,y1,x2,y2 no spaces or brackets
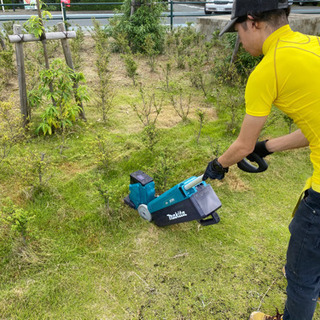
237,152,268,173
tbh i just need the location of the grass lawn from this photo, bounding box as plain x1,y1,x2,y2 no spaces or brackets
0,25,319,319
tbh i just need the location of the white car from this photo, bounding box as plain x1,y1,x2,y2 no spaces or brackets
204,0,294,15
204,0,233,15
295,0,319,5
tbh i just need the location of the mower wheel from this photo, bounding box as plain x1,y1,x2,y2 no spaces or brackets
137,204,152,222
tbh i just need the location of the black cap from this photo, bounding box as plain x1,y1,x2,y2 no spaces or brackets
219,0,289,36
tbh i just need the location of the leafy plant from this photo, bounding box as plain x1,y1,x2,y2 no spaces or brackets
121,53,138,86
0,198,33,245
108,0,166,54
23,0,52,39
33,59,88,135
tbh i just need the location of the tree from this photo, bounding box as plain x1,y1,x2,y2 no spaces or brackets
108,0,166,54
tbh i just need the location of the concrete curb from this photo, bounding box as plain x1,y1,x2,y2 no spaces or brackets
196,13,320,40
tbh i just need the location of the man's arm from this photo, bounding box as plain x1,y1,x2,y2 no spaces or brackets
266,129,309,152
218,114,268,168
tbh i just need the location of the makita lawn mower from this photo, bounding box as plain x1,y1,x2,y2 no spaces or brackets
124,153,267,227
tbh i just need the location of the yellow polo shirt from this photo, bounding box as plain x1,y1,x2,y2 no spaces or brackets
245,25,320,193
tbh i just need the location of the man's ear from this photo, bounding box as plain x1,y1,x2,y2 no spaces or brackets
247,14,260,30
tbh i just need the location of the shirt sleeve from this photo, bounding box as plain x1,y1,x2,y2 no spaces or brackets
245,60,277,117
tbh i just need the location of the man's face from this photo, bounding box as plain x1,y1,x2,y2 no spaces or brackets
235,20,263,57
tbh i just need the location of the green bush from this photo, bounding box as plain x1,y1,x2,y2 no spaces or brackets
44,0,122,11
108,0,166,54
211,32,262,85
29,59,88,135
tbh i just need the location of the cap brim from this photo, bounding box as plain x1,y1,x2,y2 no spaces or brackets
219,17,238,37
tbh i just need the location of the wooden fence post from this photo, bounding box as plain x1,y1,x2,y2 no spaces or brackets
13,24,29,127
57,22,86,120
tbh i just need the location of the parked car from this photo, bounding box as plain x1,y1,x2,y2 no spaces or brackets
204,0,294,15
294,0,319,5
204,0,233,15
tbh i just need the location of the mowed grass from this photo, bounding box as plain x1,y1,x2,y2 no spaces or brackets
1,32,319,320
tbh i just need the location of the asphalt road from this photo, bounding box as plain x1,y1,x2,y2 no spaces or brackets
0,3,319,29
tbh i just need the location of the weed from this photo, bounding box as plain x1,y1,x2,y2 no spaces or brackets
160,60,172,92
93,178,112,215
0,198,34,245
144,34,159,72
92,19,115,123
0,101,25,164
131,84,163,150
70,25,85,71
211,33,262,86
93,135,114,172
0,48,14,85
187,50,208,97
0,30,15,89
152,149,176,193
15,149,53,200
170,23,205,70
215,86,245,135
283,114,294,134
121,53,138,86
196,108,205,144
208,136,222,158
170,89,191,122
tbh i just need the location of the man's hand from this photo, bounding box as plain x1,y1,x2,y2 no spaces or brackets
203,158,229,181
247,140,273,161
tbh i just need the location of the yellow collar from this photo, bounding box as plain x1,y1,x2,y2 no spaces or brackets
262,24,292,55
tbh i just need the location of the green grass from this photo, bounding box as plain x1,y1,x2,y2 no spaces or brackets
1,118,317,319
1,34,319,319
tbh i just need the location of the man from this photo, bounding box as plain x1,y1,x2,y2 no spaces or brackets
202,0,320,319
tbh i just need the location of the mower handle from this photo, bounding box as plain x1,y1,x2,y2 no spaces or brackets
237,152,268,173
186,152,268,190
184,175,204,191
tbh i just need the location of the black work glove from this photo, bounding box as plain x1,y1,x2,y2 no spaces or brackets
203,158,229,181
247,140,273,162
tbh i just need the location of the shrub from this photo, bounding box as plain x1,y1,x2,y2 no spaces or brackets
31,59,88,135
211,33,262,86
131,84,163,150
108,0,166,54
92,20,115,123
0,198,33,245
0,101,25,163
